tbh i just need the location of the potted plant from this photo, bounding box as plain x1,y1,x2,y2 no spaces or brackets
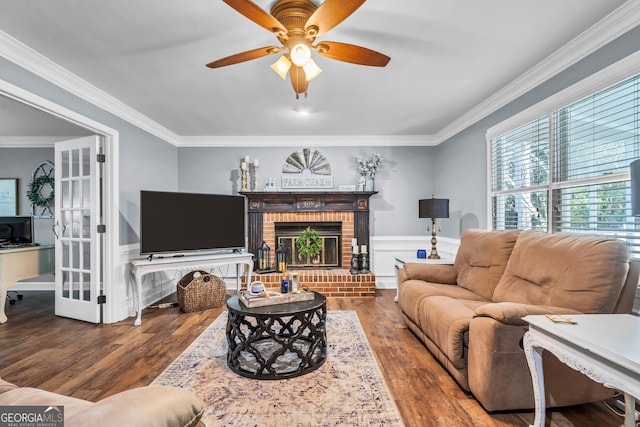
296,227,322,264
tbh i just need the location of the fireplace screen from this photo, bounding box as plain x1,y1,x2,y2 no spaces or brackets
275,222,341,268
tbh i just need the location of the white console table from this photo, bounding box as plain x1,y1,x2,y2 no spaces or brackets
0,245,55,323
129,252,253,326
523,314,640,427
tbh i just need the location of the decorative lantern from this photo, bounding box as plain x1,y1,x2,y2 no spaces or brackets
276,244,287,273
257,241,271,272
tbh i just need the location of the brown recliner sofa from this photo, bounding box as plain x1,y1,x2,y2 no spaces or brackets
0,377,205,426
397,229,639,411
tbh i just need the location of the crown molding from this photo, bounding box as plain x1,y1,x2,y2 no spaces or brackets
0,136,61,148
1,1,638,149
486,49,640,141
175,134,437,147
0,30,181,146
433,0,640,145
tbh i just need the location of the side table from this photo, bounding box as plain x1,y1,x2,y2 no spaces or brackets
394,255,454,302
129,252,253,326
523,314,640,427
226,291,327,379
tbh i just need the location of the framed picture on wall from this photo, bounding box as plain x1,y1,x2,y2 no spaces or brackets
0,179,18,216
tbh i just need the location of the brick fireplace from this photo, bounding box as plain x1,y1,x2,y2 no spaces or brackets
241,191,377,297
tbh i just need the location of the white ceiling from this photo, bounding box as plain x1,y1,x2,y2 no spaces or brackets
0,0,635,145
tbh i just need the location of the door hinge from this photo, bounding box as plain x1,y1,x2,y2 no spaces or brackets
97,295,107,304
97,224,106,233
97,153,106,163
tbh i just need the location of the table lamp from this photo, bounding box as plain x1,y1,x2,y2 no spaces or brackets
419,196,450,259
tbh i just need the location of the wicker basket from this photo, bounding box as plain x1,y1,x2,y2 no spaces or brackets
177,270,226,313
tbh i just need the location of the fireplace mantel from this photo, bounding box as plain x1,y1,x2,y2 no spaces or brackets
240,191,377,263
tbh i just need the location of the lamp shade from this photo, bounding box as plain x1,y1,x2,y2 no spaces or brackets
419,198,449,219
631,159,640,216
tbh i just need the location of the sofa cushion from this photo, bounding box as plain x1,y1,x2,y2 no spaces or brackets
399,280,489,325
0,387,93,414
454,229,521,300
0,385,204,427
65,386,205,427
493,231,630,313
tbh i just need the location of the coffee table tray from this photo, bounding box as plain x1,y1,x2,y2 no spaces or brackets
239,289,314,308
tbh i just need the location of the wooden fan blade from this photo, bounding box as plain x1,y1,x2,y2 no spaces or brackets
206,46,280,68
315,42,390,67
305,0,365,38
223,0,287,34
290,65,308,98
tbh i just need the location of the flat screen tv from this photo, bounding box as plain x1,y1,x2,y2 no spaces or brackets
140,191,245,257
0,216,34,245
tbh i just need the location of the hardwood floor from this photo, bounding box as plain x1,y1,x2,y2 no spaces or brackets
0,290,625,426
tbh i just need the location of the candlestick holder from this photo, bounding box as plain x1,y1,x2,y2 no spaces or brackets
252,164,259,191
240,164,249,192
350,253,359,275
359,252,369,274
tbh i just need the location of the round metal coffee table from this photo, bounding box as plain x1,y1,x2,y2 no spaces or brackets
226,291,327,379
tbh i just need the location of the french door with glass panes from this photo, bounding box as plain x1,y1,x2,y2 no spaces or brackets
54,136,102,323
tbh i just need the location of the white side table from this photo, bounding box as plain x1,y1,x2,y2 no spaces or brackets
394,256,454,302
523,314,640,427
130,252,253,326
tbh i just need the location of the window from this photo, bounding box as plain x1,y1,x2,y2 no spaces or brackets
489,70,640,259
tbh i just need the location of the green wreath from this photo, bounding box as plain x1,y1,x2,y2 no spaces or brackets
296,227,323,259
27,175,55,207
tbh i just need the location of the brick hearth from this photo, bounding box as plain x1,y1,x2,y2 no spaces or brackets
247,269,375,298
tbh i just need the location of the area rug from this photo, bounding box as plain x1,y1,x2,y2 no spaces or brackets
152,310,405,427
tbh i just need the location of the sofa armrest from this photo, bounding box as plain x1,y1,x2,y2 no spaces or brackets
0,378,18,395
398,263,457,284
66,386,205,427
474,302,583,326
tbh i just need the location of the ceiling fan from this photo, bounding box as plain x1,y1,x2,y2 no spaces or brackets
206,0,390,98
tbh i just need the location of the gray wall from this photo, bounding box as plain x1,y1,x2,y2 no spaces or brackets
0,147,55,244
434,25,640,239
0,58,178,245
178,145,436,236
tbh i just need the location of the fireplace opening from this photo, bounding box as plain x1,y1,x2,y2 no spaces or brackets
275,222,342,269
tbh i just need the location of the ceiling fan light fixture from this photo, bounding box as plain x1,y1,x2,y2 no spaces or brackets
270,55,291,79
290,43,311,67
303,58,322,81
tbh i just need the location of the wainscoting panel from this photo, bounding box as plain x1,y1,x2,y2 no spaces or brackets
370,235,459,289
117,238,639,319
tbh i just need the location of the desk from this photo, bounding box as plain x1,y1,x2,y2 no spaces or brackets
394,255,454,302
129,252,253,326
0,245,55,323
523,314,640,427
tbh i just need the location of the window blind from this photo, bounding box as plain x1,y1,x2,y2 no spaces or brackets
490,116,549,231
490,72,640,259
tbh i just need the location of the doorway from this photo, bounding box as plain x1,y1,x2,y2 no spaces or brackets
0,78,120,323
